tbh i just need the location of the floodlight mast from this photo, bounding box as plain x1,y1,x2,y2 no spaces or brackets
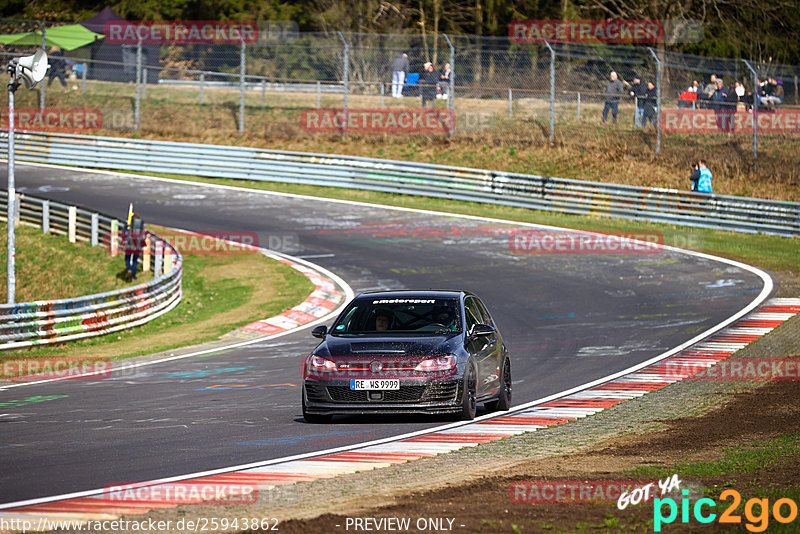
7,58,19,304
5,50,47,304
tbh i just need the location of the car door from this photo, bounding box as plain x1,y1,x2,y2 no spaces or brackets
474,297,504,395
464,297,498,398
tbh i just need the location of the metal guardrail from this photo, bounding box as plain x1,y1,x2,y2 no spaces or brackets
0,190,183,350
1,132,798,237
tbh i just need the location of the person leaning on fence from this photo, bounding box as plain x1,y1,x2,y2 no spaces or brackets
420,62,438,108
47,47,67,89
437,63,453,99
643,82,658,127
696,160,713,193
629,75,647,127
601,71,624,124
123,213,146,281
698,74,717,109
760,77,784,110
390,53,410,98
711,78,732,133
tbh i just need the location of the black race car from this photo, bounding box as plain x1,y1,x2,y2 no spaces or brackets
302,290,512,422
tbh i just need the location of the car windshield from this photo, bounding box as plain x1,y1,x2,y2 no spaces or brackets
331,297,461,335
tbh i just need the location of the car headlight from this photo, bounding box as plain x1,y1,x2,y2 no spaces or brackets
414,355,456,372
308,355,337,373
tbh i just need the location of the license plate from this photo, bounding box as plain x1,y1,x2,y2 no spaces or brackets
350,379,400,390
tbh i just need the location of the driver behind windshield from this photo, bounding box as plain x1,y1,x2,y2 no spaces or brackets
432,306,457,331
374,309,392,331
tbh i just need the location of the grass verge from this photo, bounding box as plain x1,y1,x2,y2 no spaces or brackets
2,224,313,361
0,222,152,302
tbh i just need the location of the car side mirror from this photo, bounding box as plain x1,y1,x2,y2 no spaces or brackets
311,325,328,339
470,323,496,337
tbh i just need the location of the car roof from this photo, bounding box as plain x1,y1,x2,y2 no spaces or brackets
355,289,469,300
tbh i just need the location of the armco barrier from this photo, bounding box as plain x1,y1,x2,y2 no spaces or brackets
1,132,798,236
0,191,182,350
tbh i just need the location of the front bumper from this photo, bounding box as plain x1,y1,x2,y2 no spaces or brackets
303,378,463,415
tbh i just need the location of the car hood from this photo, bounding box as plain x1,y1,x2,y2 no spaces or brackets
316,334,461,358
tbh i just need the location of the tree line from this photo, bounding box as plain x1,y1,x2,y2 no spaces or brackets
2,0,798,66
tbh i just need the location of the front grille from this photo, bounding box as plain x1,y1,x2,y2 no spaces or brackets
327,387,367,402
384,386,427,402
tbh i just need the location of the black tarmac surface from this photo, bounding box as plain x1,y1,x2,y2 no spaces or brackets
0,165,768,504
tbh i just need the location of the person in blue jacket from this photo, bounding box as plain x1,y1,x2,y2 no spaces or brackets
697,160,713,193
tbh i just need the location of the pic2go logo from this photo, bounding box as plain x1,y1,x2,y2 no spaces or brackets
654,489,799,532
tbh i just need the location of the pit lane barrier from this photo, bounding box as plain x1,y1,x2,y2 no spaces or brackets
1,132,797,237
0,191,182,350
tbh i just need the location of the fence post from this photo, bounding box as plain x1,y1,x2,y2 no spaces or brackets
508,89,513,118
91,213,98,246
134,40,141,131
316,81,321,108
143,236,151,272
154,240,163,277
338,31,348,139
239,41,246,135
444,33,455,139
577,92,581,121
38,21,45,111
110,219,119,256
42,200,49,234
199,73,204,104
164,246,172,274
261,78,266,107
648,48,662,154
380,82,385,108
81,63,87,93
68,206,77,243
142,67,147,98
743,60,759,171
544,41,555,144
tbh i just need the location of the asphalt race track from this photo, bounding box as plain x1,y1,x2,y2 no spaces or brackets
0,164,769,505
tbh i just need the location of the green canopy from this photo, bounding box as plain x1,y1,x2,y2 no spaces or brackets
0,24,103,51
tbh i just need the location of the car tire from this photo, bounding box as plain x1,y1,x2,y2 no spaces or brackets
459,362,477,420
486,358,512,412
302,389,332,424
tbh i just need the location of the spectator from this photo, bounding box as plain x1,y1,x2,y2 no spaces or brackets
602,71,624,124
678,80,699,109
390,53,410,98
629,75,647,127
643,81,658,127
711,78,731,132
420,62,438,108
689,162,701,191
698,74,717,109
760,77,784,110
697,160,713,193
123,212,146,281
47,47,67,89
437,63,453,99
